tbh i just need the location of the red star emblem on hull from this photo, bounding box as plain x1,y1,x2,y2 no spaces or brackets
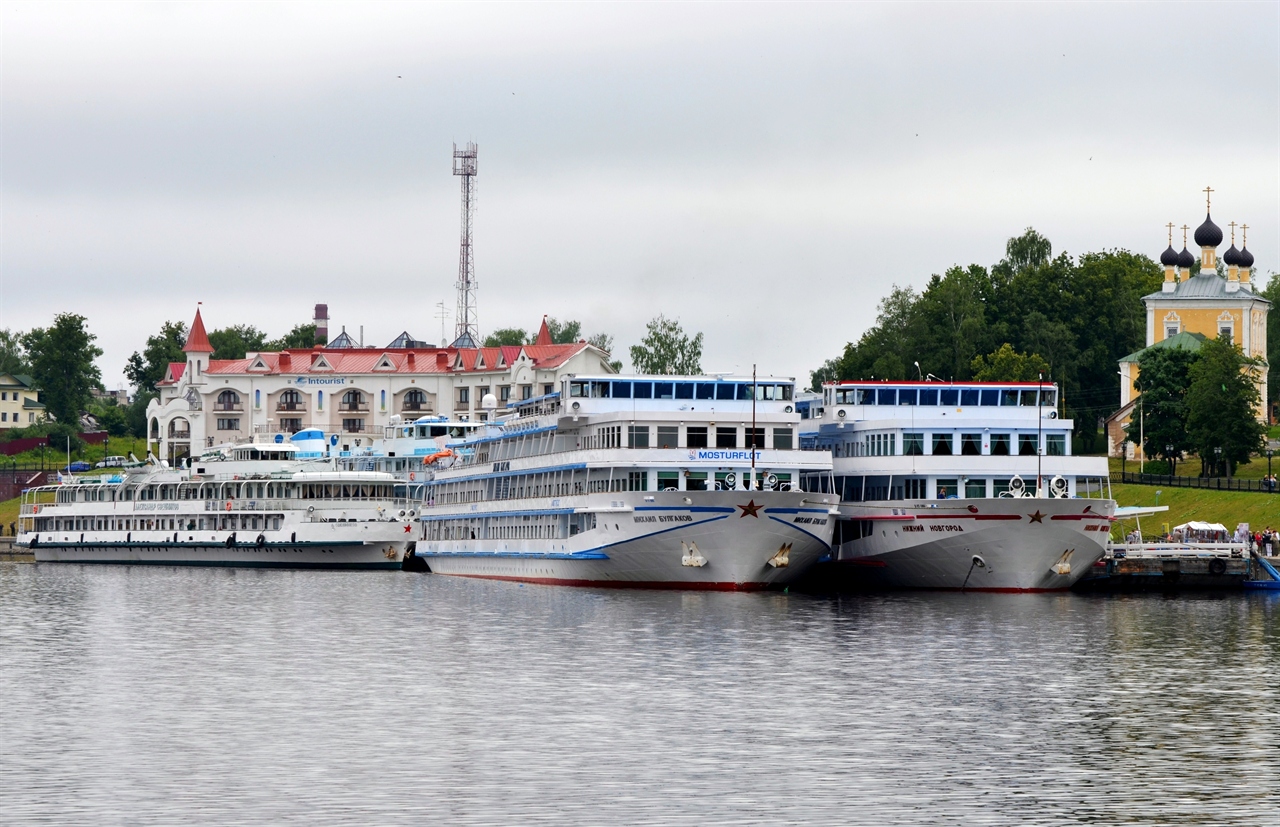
1028,510,1045,524
737,500,763,518
403,524,413,533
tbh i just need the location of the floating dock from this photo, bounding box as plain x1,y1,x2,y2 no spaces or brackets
1074,554,1257,592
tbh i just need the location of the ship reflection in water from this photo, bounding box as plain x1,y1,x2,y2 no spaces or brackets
2,564,1277,824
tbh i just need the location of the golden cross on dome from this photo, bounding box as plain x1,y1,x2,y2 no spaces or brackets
1181,224,1190,246
1241,224,1248,246
1166,222,1175,245
1203,186,1214,210
1229,221,1237,245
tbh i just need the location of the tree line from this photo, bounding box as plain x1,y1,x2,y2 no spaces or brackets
810,229,1166,453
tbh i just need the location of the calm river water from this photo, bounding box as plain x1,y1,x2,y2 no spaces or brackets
2,563,1278,825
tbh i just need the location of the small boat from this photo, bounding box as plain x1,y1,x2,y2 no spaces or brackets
1244,550,1280,590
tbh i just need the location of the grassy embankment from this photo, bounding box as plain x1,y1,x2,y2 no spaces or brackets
1108,483,1280,538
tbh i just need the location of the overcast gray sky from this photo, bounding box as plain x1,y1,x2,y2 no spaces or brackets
3,1,1277,389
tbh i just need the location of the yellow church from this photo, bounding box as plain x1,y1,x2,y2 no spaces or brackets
1107,191,1270,458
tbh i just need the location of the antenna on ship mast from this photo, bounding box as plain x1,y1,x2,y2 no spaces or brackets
451,142,480,349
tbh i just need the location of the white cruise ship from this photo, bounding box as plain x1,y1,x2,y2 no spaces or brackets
799,380,1116,591
411,375,837,589
17,434,419,569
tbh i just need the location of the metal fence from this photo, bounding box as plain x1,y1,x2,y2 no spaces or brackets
1115,471,1280,494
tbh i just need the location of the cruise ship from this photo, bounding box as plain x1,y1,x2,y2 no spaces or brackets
799,380,1116,591
410,375,837,589
16,434,420,568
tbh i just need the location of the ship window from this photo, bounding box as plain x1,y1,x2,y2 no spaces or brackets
657,426,680,449
628,426,650,449
654,382,674,399
569,382,588,398
853,388,873,405
711,383,731,400
904,478,927,499
903,433,924,455
590,381,611,398
960,389,980,407
932,433,953,455
979,389,999,406
1041,389,1057,406
686,427,707,448
898,389,917,405
877,388,897,405
632,382,652,399
674,383,694,400
961,434,982,455
993,479,1011,497
991,434,1011,455
695,383,715,400
936,479,958,499
1019,434,1039,455
1020,390,1038,406
745,427,765,448
919,388,938,406
940,389,959,406
716,427,737,448
735,384,752,400
966,479,987,498
1046,434,1066,456
657,472,680,492
627,471,648,491
612,381,631,398
1000,389,1020,406
773,428,793,450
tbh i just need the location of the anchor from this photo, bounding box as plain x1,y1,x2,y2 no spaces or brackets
681,541,707,568
767,543,792,568
1052,549,1074,575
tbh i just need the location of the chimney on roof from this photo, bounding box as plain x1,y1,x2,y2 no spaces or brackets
407,352,416,370
437,351,449,369
314,304,329,346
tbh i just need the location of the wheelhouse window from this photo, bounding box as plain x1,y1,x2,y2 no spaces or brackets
960,389,980,407
1046,434,1066,456
716,427,738,448
685,427,707,448
1000,389,1019,406
898,389,917,405
654,382,674,399
674,383,694,400
632,382,652,399
931,433,953,455
696,383,715,400
903,433,924,456
919,388,938,405
1019,434,1039,456
611,382,631,399
876,388,896,405
979,389,999,406
940,389,959,407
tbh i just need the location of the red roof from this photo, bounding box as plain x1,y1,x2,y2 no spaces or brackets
184,307,213,354
157,362,186,386
535,316,552,346
199,342,587,377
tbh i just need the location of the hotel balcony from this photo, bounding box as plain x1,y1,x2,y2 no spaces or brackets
276,402,307,412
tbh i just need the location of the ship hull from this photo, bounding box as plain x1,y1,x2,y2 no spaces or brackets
816,497,1115,591
418,491,836,589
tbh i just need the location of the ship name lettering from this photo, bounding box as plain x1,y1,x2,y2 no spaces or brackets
659,515,693,523
792,517,828,526
929,524,963,532
634,516,658,523
902,524,923,532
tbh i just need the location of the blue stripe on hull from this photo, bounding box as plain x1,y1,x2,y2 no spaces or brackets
35,559,403,570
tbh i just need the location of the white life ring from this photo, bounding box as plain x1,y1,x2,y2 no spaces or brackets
225,501,232,512
409,472,416,481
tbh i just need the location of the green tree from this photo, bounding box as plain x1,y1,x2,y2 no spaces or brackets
264,323,318,351
587,332,622,372
22,313,103,430
0,329,29,375
913,265,989,380
483,328,529,347
125,321,187,395
89,400,130,437
125,393,152,439
1185,335,1266,477
1124,346,1199,474
970,343,1049,381
208,325,268,360
545,318,583,344
629,315,703,375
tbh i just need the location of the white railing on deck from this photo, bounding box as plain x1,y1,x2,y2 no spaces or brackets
1107,542,1245,559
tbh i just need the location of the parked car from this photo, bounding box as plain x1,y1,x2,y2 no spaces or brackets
63,461,92,472
95,456,127,468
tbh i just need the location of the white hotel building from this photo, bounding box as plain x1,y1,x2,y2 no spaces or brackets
147,308,617,462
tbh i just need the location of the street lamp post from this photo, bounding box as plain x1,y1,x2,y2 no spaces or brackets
1215,446,1223,479
1166,444,1174,478
1267,448,1274,493
1121,440,1127,477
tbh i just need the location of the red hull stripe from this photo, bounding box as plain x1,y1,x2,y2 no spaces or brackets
442,573,770,591
914,514,1021,521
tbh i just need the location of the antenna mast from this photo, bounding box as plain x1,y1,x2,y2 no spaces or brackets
451,142,479,348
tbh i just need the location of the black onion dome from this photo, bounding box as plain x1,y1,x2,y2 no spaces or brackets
1238,246,1254,268
1160,245,1180,266
1177,246,1195,268
1194,212,1223,247
1223,244,1241,266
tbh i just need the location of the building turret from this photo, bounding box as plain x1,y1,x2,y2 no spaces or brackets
1224,221,1241,284
1160,223,1178,291
1239,224,1254,285
184,304,214,382
1177,224,1195,281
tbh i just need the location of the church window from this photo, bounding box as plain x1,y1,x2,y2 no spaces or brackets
1166,325,1179,339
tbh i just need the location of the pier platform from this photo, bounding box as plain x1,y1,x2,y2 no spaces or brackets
1074,554,1255,592
0,537,34,562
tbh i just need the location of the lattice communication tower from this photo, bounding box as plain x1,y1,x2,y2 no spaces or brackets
451,142,479,348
